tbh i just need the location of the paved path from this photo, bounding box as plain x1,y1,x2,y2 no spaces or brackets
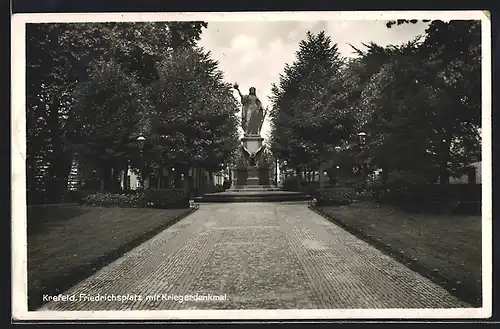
39,203,470,310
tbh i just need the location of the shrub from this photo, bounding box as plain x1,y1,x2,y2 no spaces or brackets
222,180,232,190
352,189,375,202
371,183,481,214
314,188,356,206
65,190,96,203
81,190,146,208
80,188,190,209
144,189,189,209
282,176,305,192
212,184,225,193
302,181,319,195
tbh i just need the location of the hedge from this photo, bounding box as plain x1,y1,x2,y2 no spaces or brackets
282,176,319,194
144,189,190,209
313,188,356,206
81,189,190,209
371,183,481,214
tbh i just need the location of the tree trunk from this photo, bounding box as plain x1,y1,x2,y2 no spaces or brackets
112,166,118,192
439,137,452,186
319,163,325,191
46,149,73,203
122,161,128,191
101,159,112,191
439,168,450,185
26,154,37,202
183,167,191,195
468,167,477,185
209,171,214,189
381,169,389,187
197,168,202,191
326,168,337,187
45,96,73,203
295,168,301,191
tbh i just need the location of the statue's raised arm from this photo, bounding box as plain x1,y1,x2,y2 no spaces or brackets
233,82,244,100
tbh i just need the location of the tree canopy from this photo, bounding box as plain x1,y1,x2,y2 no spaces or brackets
269,31,357,172
26,21,239,200
269,19,481,186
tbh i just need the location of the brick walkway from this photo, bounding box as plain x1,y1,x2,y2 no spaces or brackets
39,203,470,310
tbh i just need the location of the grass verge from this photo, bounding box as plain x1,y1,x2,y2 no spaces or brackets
309,201,482,307
27,204,198,310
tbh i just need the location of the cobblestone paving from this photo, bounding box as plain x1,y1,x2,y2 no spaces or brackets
39,203,471,310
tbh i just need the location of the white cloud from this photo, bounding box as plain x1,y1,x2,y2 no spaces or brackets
239,49,265,68
229,34,258,51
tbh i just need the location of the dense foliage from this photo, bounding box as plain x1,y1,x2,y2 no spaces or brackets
270,20,481,188
26,22,239,203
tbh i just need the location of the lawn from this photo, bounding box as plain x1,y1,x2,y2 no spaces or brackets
312,202,482,307
26,204,196,310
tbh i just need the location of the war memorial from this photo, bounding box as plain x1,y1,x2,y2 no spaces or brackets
195,83,311,202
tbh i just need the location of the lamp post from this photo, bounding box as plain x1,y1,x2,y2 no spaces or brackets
136,135,145,188
358,132,367,188
333,146,341,186
275,158,279,187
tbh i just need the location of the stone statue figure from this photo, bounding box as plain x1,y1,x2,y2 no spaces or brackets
234,83,267,136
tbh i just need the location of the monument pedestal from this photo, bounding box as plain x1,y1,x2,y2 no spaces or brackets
247,166,260,186
232,135,269,187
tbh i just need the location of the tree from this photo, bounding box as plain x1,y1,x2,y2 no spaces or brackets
148,47,239,180
418,20,481,184
270,31,357,188
349,19,482,185
26,21,209,200
71,59,152,191
360,47,437,184
385,19,431,28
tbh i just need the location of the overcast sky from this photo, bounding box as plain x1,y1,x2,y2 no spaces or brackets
197,20,430,140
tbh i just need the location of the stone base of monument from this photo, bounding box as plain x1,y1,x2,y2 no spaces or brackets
194,189,312,203
195,133,312,203
232,185,278,191
196,174,312,203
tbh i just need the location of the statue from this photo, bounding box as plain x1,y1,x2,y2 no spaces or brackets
234,83,267,136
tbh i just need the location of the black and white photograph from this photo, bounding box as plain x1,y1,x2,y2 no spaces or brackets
11,11,492,320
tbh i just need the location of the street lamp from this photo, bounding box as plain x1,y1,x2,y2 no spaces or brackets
136,135,145,188
332,146,342,187
357,131,367,188
358,131,367,146
275,158,279,187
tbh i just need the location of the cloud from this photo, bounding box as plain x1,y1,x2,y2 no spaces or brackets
230,34,258,51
